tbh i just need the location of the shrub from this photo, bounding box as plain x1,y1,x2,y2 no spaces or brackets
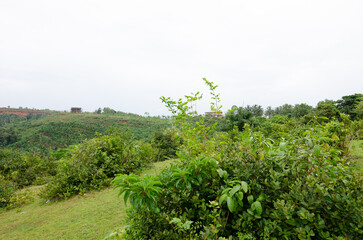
0,175,15,208
41,128,154,200
112,80,362,239
0,148,56,188
115,128,363,239
150,129,181,161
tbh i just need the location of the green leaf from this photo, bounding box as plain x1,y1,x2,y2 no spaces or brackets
123,190,130,204
227,196,235,212
182,220,193,230
241,181,248,193
170,217,181,225
216,168,228,178
236,192,244,207
247,195,254,204
229,185,241,196
236,191,244,202
222,187,231,195
253,201,262,215
279,142,287,151
219,194,228,205
257,193,265,202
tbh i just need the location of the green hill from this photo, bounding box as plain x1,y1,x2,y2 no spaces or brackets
1,112,170,152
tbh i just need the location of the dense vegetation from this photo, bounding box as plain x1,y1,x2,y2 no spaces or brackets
0,110,171,152
1,125,178,208
0,84,362,239
111,80,362,239
40,127,155,200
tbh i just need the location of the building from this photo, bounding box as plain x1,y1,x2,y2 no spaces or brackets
71,107,82,113
205,111,223,118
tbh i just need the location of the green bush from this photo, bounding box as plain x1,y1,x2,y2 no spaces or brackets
112,80,362,239
0,175,15,208
41,129,154,200
0,148,56,188
114,127,362,239
150,129,181,161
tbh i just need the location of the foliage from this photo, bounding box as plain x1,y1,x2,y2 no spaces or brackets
274,104,294,117
292,103,313,118
41,128,154,200
6,189,35,209
245,105,264,117
0,175,15,208
224,106,255,131
0,114,25,126
113,79,363,239
0,127,18,147
336,93,363,120
354,101,363,120
2,112,170,152
315,100,340,120
0,148,56,189
150,128,182,162
103,107,117,115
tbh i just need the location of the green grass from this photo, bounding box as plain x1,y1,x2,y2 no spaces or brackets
0,160,174,240
349,140,363,174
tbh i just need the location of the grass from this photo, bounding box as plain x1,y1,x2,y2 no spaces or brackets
0,160,174,240
349,140,363,174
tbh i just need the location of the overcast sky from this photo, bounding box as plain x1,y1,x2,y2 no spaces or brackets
0,0,362,115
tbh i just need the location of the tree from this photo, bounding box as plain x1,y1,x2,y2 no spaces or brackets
315,100,340,120
225,106,254,131
264,106,274,118
102,107,116,115
0,127,17,147
292,103,313,118
336,94,363,120
275,104,293,117
94,108,102,114
245,104,264,117
354,101,363,119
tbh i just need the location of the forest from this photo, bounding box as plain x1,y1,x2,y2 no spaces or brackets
0,81,362,239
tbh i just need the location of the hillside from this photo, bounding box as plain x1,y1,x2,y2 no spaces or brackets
0,160,174,240
0,111,170,152
0,108,53,117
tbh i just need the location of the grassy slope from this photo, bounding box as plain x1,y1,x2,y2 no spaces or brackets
0,160,174,240
349,140,363,174
4,113,170,151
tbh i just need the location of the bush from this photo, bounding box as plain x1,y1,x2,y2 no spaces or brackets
0,175,15,208
0,148,56,188
114,127,363,239
41,128,154,200
150,129,181,161
112,80,362,239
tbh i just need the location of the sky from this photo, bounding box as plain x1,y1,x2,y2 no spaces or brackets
0,0,362,116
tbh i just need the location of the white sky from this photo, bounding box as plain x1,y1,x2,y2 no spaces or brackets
0,0,362,115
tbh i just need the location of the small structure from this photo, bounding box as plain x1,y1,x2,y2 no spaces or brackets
205,111,223,118
71,107,82,113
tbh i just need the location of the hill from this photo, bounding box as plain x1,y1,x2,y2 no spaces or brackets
0,108,53,117
0,110,170,152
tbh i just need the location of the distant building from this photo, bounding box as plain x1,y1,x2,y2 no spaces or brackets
71,107,82,113
205,111,223,118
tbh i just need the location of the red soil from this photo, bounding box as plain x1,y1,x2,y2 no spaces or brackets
0,108,49,117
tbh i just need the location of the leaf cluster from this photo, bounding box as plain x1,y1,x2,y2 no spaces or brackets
41,128,155,200
112,79,362,239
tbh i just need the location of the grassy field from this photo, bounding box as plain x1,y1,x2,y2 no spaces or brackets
349,140,363,174
0,160,174,240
